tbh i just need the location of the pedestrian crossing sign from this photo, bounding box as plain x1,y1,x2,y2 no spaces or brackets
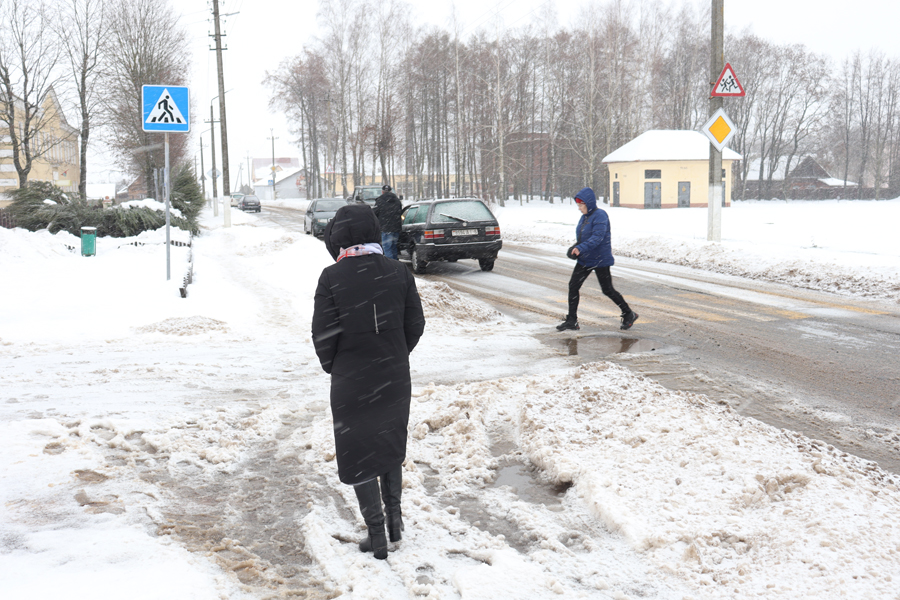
142,85,190,132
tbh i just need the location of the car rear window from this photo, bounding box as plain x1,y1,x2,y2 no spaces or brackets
429,201,494,224
244,196,259,202
316,200,347,211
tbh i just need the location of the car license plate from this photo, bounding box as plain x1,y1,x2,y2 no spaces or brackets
452,229,477,236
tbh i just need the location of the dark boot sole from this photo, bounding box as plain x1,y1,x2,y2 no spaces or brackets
621,312,639,330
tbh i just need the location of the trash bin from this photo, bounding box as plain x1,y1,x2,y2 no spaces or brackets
80,226,97,257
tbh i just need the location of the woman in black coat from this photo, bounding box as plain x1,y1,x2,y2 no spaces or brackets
311,203,426,559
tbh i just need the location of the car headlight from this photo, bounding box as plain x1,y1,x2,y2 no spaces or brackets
317,218,329,224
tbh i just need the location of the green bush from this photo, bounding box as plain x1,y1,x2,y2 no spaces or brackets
6,172,200,237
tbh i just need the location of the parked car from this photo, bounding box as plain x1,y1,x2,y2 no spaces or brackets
230,193,244,207
348,185,384,207
398,198,502,273
238,195,261,212
304,198,350,238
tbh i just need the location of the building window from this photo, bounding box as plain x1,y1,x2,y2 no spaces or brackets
645,169,661,179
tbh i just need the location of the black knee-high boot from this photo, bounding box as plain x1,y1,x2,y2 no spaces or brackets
380,465,404,543
354,479,387,559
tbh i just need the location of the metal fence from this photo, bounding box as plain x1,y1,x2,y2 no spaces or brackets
0,208,16,229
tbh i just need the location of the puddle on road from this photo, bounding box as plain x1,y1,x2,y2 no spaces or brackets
550,334,664,359
491,460,571,507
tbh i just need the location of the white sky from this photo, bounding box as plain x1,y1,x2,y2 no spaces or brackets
89,0,900,186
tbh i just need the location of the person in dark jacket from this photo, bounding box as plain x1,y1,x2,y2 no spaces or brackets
557,187,638,332
372,184,403,259
312,203,426,560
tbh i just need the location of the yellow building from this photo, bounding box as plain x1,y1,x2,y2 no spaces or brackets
602,130,741,209
1,87,80,207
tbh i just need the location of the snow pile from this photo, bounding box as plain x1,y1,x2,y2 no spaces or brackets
119,198,184,219
134,316,229,335
396,359,900,598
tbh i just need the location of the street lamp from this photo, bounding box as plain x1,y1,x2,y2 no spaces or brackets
208,97,220,216
268,128,279,201
210,90,232,223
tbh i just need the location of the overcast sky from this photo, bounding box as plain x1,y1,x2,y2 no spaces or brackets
90,0,900,188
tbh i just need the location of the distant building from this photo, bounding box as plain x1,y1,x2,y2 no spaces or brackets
602,130,741,209
254,167,332,200
0,86,80,207
743,156,857,199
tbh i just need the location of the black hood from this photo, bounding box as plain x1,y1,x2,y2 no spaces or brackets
324,203,382,260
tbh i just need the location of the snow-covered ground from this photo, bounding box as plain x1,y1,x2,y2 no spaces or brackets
1,199,899,599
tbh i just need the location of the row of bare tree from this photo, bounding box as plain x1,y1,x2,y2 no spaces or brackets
0,0,190,197
266,0,900,202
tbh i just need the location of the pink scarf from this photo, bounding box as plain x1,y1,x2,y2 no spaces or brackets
336,242,384,263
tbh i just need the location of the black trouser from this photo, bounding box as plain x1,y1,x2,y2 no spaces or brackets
567,263,630,319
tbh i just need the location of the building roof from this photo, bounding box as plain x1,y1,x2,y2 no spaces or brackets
602,130,742,163
819,177,858,187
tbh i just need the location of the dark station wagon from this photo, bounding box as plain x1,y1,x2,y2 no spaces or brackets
398,198,502,273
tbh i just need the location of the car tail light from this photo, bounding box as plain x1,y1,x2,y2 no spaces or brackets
486,226,501,236
424,229,444,240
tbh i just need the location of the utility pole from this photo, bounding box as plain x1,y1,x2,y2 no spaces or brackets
324,94,332,197
708,0,724,242
207,105,219,216
268,129,279,200
211,0,230,197
199,137,206,202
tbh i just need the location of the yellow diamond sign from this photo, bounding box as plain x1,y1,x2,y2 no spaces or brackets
701,107,736,152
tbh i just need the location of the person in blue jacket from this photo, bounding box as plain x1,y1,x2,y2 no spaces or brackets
557,187,638,331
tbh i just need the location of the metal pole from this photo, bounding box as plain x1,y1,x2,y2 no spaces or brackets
271,128,276,200
212,0,230,197
200,137,206,203
165,133,171,281
210,103,218,216
707,0,724,242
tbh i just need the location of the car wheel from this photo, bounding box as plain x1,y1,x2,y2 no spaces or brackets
412,246,427,274
478,258,495,272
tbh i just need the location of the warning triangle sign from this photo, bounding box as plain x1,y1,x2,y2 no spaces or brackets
145,88,187,125
711,63,745,97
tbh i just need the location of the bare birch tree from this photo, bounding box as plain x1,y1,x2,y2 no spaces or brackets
102,0,190,189
0,0,67,188
56,0,108,198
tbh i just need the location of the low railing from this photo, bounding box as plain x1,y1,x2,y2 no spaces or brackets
0,209,16,229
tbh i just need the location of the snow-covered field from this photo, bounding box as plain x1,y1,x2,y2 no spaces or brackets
1,199,899,599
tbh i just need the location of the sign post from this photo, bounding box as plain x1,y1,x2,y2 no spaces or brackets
142,85,190,281
707,0,724,242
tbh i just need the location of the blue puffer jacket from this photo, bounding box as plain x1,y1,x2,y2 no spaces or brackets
573,187,614,268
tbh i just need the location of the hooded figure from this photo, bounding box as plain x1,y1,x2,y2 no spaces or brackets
556,187,638,332
312,203,426,559
373,185,403,260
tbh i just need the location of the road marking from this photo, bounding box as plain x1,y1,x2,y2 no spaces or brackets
636,298,735,322
673,292,802,322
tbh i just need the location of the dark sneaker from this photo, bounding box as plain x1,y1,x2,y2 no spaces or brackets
556,318,580,331
621,311,638,330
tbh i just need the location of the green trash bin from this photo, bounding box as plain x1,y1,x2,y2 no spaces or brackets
80,226,97,257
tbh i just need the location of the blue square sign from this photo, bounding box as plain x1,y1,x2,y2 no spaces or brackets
142,85,190,132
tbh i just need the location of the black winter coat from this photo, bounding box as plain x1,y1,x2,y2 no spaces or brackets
312,204,426,484
373,192,403,233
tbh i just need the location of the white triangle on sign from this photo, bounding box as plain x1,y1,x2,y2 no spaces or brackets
711,62,745,97
145,88,187,125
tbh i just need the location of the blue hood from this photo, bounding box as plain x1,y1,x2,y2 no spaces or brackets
575,187,597,212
